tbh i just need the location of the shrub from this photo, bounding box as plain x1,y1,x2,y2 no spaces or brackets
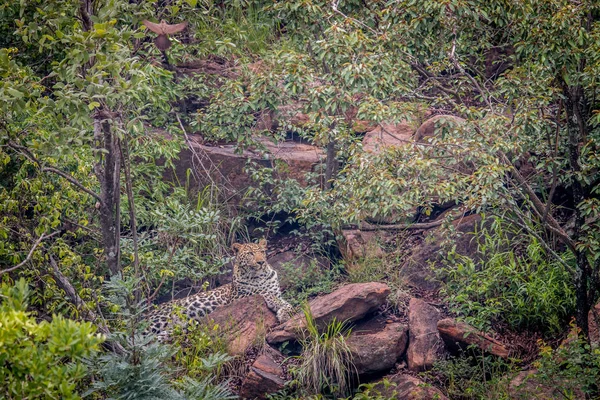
293,304,356,398
0,279,103,400
439,218,575,334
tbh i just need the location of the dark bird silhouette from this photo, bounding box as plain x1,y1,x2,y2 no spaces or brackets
142,20,188,51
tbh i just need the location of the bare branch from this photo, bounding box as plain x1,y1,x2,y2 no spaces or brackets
0,231,60,276
7,141,102,202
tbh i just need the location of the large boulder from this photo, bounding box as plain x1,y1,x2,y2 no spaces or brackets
203,295,278,356
267,282,390,344
239,349,286,399
437,318,509,358
371,373,448,400
346,319,408,376
363,122,414,153
407,298,446,371
168,134,323,207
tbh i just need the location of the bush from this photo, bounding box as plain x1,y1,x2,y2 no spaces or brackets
293,304,356,398
0,279,103,400
439,218,575,334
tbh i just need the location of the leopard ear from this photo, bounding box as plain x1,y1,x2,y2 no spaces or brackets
231,243,242,253
258,238,267,248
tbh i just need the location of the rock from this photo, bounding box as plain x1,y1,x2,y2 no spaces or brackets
338,229,394,261
167,133,323,208
508,370,585,399
400,213,484,291
437,318,509,358
239,349,286,399
371,373,448,400
407,298,446,371
203,295,278,356
414,115,466,143
589,302,600,346
363,122,414,153
346,318,408,376
267,282,390,344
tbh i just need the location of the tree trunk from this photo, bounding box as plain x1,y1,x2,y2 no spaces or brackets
563,83,591,337
95,117,122,276
324,139,337,190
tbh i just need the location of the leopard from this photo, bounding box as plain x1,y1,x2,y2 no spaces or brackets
146,239,293,339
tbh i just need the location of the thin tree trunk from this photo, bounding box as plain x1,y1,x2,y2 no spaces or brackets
95,116,122,276
563,83,590,337
324,140,337,190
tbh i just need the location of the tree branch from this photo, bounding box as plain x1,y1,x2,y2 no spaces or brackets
0,231,60,276
7,141,102,202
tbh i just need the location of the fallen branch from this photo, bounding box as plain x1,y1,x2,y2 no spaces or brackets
49,254,125,354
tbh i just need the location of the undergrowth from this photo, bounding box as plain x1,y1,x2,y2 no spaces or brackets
291,304,357,398
438,218,575,335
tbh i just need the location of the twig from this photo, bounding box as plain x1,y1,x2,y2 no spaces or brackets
0,231,60,275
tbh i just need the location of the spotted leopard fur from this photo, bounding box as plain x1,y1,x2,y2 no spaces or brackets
146,239,293,338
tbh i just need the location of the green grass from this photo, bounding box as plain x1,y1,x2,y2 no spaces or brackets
293,303,357,398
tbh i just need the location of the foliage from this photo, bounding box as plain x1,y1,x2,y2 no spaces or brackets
277,258,342,307
88,274,234,400
439,218,576,335
169,319,230,380
429,351,516,400
292,303,356,398
535,327,600,398
0,279,103,400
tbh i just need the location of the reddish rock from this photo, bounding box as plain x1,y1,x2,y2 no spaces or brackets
437,318,509,358
239,350,285,399
371,373,448,399
407,298,446,371
267,282,390,344
363,122,414,153
203,295,278,356
414,115,466,143
346,320,408,375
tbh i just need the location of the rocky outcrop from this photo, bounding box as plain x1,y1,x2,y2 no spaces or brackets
407,298,446,371
239,350,286,399
363,122,414,153
267,282,390,344
203,295,278,356
437,318,509,358
346,319,408,376
168,134,323,207
371,373,448,399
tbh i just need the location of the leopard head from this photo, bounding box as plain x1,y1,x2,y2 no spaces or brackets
232,239,268,278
